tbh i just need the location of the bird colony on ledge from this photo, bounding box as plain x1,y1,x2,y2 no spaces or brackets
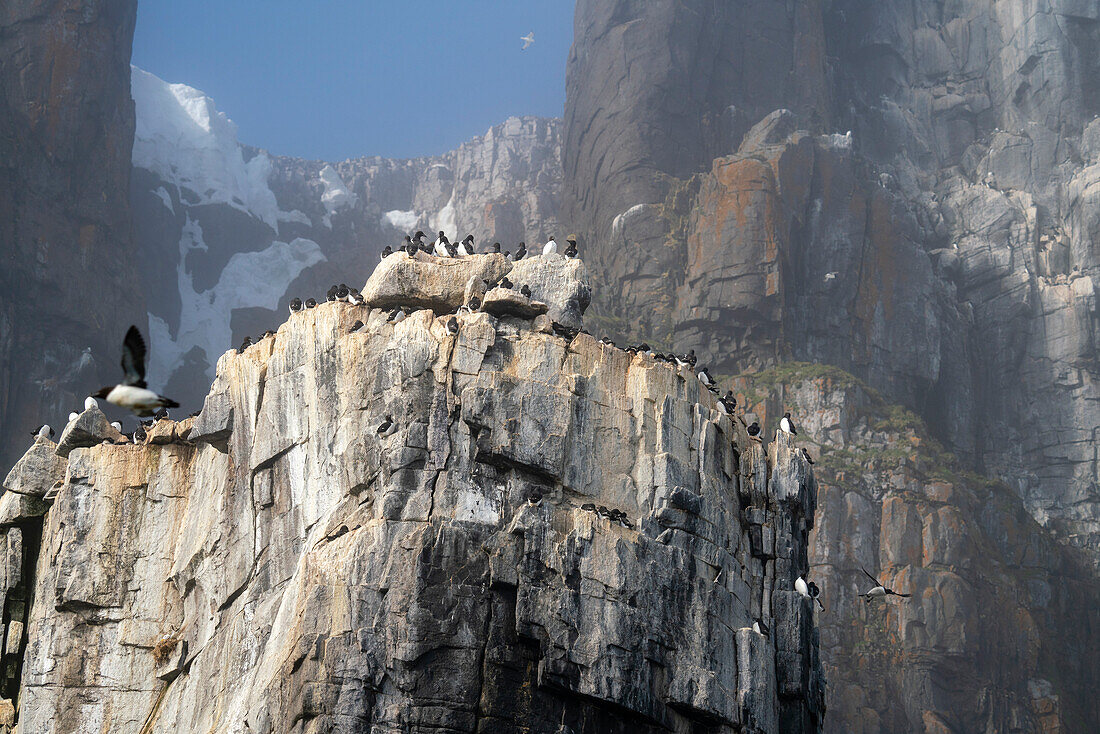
22,227,907,633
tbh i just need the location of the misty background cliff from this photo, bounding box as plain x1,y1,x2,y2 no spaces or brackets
2,0,1100,731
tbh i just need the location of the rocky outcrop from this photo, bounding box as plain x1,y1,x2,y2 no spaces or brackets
129,67,561,409
562,0,1100,562
0,257,823,732
732,363,1100,733
0,0,146,471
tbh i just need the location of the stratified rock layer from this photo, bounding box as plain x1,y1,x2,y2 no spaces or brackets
3,262,824,733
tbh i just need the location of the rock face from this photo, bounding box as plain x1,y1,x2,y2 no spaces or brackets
732,364,1100,733
0,0,146,471
562,0,1100,563
1,258,823,732
129,66,561,409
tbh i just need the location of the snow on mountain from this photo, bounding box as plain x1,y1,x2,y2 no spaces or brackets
318,164,359,227
382,209,419,231
131,66,309,229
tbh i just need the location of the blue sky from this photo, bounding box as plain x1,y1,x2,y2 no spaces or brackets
133,1,574,161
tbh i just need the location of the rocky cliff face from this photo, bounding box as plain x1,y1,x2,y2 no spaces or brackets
562,0,1100,562
733,364,1100,733
0,0,146,471
0,254,824,733
130,68,560,411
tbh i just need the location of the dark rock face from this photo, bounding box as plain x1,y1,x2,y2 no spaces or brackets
734,365,1100,733
0,0,145,471
563,0,1100,561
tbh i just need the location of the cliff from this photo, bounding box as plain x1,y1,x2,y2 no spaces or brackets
0,0,146,470
129,67,561,409
0,254,824,733
734,364,1100,732
562,0,1100,565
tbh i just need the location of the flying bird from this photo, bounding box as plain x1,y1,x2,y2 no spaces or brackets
860,566,911,601
92,326,180,417
521,31,534,50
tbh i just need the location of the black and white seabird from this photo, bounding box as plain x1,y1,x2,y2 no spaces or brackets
514,242,527,261
500,277,513,289
433,232,450,257
326,285,338,302
349,320,364,333
305,298,318,309
388,307,407,323
860,566,911,601
780,411,798,435
110,421,123,432
698,367,716,387
133,425,147,442
31,424,54,440
718,390,737,415
289,297,303,313
377,415,397,436
457,235,473,256
527,490,543,507
492,242,502,253
237,336,252,353
381,245,393,259
581,502,596,512
801,448,815,465
446,317,459,335
747,421,761,437
564,238,578,258
336,284,350,301
91,326,180,418
542,236,557,256
795,576,825,610
459,296,481,314
752,619,770,638
520,284,531,298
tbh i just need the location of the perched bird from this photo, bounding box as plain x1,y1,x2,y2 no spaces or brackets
31,424,53,440
746,421,761,436
446,241,459,258
154,407,170,421
795,576,824,610
860,567,911,601
600,336,616,347
84,396,98,411
520,31,534,50
718,390,737,415
133,425,147,443
326,285,338,302
581,502,596,512
801,448,815,465
492,242,502,253
237,336,252,354
564,238,578,258
500,277,514,289
377,415,397,436
698,367,716,388
752,619,770,638
780,411,798,435
527,491,543,507
92,326,180,417
348,288,364,306
305,298,318,309
388,307,407,323
513,242,527,261
381,245,393,259
446,317,459,335
457,235,473,256
674,350,695,368
335,284,350,301
434,232,450,257
261,330,275,339
542,236,558,256
459,296,481,314
520,284,532,298
110,421,123,432
349,320,364,333
68,411,79,422
289,297,303,313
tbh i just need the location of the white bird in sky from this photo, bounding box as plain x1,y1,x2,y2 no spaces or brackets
521,32,534,50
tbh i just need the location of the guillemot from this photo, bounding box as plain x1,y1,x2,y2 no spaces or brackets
91,326,180,417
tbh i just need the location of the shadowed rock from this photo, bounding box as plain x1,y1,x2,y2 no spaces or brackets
54,409,125,458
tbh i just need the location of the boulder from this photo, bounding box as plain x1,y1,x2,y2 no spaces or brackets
362,251,511,313
54,408,125,458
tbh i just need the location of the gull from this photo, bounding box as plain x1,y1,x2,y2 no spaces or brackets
521,32,534,50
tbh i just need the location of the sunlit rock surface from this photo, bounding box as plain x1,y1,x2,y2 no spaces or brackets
1,264,824,733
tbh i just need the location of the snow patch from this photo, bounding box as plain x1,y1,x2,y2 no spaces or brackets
318,164,358,228
382,209,419,231
611,203,650,235
153,186,174,214
145,215,325,389
430,191,457,239
131,66,308,231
